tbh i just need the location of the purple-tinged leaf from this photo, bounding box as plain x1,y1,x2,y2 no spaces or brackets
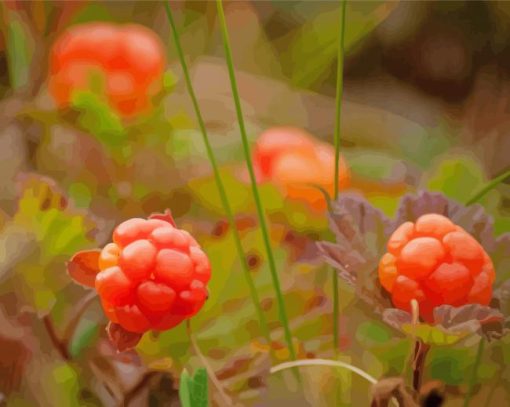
394,191,496,250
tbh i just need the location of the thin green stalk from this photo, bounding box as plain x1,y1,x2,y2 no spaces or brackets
216,0,296,361
462,169,509,405
466,168,510,205
332,0,348,355
164,2,271,349
463,338,485,407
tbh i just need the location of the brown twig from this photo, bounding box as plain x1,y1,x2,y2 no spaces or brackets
62,291,98,344
42,292,97,361
42,315,70,360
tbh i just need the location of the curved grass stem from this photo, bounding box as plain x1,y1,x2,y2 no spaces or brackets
332,0,348,355
164,2,272,350
270,359,377,384
215,0,296,361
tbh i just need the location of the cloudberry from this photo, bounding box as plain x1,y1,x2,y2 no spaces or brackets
95,215,210,333
378,213,495,322
49,23,165,117
253,127,350,211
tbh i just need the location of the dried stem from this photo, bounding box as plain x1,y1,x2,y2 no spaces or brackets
186,319,232,406
412,341,430,392
42,315,70,361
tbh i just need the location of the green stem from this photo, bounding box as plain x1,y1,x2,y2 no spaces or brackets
332,0,348,355
466,168,510,205
461,168,508,405
216,0,296,361
463,338,485,407
164,2,272,349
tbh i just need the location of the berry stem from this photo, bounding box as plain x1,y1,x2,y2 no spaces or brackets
215,0,296,360
164,2,272,350
332,0,348,356
186,319,232,406
412,340,430,392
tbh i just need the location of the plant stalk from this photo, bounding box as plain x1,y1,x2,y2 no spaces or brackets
332,0,348,355
164,1,272,350
215,0,296,360
412,340,430,392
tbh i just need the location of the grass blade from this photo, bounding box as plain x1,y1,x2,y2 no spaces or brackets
332,0,348,354
215,0,296,360
164,2,271,348
466,168,510,205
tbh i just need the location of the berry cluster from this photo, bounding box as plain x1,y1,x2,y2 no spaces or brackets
378,213,495,322
253,127,350,210
49,23,165,117
96,216,210,333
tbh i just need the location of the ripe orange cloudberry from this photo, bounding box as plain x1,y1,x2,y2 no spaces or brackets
95,213,210,333
378,213,495,322
253,127,350,211
49,22,165,117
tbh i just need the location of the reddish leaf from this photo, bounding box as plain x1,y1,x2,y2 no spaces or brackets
149,209,176,227
67,249,101,288
106,322,143,352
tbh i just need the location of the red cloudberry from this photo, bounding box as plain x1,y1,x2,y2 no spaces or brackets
253,127,350,211
378,213,495,322
49,23,165,117
95,215,210,333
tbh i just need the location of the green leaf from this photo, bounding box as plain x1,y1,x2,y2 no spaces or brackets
425,154,489,204
179,368,208,407
6,11,33,89
282,1,398,88
190,368,208,407
69,320,99,358
12,174,98,312
179,369,192,407
71,90,126,148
